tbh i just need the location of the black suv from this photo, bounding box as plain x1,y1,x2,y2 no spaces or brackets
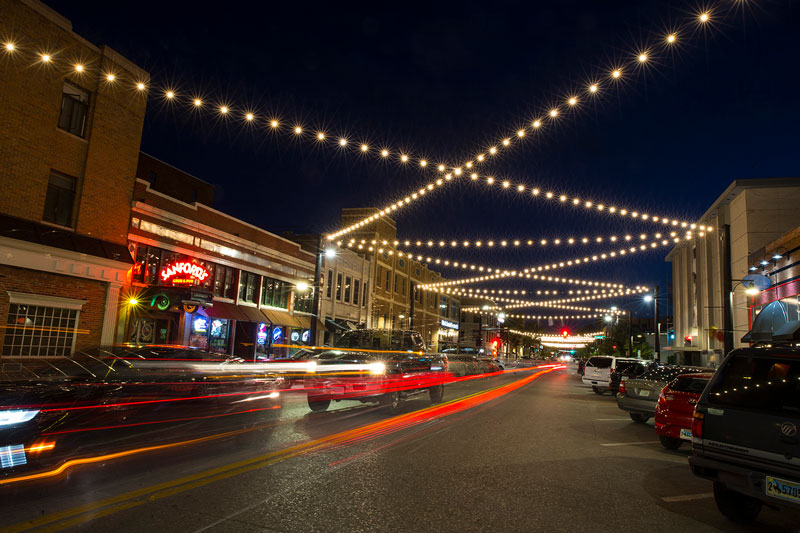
690,323,800,523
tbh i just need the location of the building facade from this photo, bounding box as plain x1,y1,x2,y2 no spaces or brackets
0,0,147,357
339,208,460,351
123,157,316,360
666,178,800,367
747,225,800,330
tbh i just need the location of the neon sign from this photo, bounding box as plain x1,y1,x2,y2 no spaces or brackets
160,261,210,286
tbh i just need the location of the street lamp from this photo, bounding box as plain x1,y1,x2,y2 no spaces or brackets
296,281,309,293
604,315,613,322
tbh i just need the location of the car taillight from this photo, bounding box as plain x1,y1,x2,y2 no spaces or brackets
618,379,626,395
692,411,704,439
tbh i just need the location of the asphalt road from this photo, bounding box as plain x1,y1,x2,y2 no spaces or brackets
3,364,800,532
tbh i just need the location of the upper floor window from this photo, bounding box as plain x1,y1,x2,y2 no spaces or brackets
353,279,360,307
214,265,236,299
42,171,76,228
326,270,333,298
344,276,352,303
58,82,89,138
239,271,258,303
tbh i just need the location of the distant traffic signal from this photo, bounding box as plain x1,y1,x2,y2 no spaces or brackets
561,329,569,338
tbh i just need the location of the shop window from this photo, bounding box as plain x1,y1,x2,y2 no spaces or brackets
58,82,89,138
326,269,333,298
344,276,352,303
132,245,148,283
353,280,360,307
239,272,258,303
2,296,83,357
261,276,290,309
214,265,236,299
336,273,343,301
42,171,77,228
198,260,216,290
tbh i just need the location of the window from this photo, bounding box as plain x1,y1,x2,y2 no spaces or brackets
353,280,360,307
42,172,76,227
261,276,290,309
326,270,333,298
295,289,313,313
362,284,368,307
239,272,258,303
401,277,406,296
336,273,343,301
58,82,89,137
394,274,399,293
385,270,390,291
214,265,236,299
2,294,84,357
344,276,352,303
708,354,800,415
375,266,381,287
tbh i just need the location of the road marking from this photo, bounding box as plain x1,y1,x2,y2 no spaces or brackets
662,493,713,502
7,366,561,532
595,418,631,421
600,441,660,447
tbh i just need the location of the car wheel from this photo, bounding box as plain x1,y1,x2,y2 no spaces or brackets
659,435,682,450
380,391,402,412
713,481,762,524
592,386,603,395
307,397,330,412
429,384,444,404
629,413,649,423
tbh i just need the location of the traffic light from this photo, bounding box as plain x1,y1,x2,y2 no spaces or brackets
491,338,500,356
561,329,569,338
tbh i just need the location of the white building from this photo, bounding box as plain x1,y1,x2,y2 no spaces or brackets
666,178,800,367
319,247,372,345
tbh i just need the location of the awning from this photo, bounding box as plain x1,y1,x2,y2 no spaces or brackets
262,308,303,328
294,314,312,329
203,301,249,322
325,318,349,332
239,305,267,323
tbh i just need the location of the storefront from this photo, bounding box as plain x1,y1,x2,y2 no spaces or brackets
437,319,459,352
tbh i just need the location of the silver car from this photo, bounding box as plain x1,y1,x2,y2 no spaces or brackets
616,365,711,423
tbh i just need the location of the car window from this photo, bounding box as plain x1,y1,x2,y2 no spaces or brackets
670,376,710,393
586,357,612,368
639,366,699,382
615,361,642,373
707,354,800,415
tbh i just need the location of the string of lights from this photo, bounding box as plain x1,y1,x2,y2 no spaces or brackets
416,232,684,289
0,12,726,244
436,287,649,309
369,229,698,250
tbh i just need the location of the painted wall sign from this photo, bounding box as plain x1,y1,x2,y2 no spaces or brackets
160,261,210,286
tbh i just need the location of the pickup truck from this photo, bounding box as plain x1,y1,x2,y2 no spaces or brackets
304,329,448,412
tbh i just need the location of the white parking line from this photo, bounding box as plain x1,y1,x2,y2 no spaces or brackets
661,493,713,502
600,441,660,447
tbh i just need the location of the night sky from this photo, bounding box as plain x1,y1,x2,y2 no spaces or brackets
48,0,800,323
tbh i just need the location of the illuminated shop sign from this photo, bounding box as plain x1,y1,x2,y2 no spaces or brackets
192,317,208,333
440,319,459,330
301,330,310,343
272,327,284,342
291,331,300,343
160,261,210,286
257,323,268,345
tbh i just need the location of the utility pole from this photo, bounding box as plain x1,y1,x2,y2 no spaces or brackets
627,309,633,357
409,282,416,329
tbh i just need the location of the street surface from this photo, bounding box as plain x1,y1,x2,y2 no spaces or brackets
3,364,800,532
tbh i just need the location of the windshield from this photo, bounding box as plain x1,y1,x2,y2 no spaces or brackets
707,354,800,414
670,375,711,393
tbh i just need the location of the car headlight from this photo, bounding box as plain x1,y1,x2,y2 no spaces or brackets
368,362,386,375
305,361,317,374
0,410,39,426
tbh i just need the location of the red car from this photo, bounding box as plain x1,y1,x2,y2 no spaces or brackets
654,372,713,450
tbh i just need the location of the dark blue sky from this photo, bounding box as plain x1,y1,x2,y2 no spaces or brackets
50,0,800,320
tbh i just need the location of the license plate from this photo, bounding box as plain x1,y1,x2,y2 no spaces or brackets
766,476,800,504
639,389,650,398
679,428,692,441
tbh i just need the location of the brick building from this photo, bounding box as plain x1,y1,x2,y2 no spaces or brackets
339,208,460,351
0,0,148,356
124,155,316,360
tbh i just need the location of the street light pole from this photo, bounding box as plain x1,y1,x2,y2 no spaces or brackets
309,235,324,347
654,285,660,360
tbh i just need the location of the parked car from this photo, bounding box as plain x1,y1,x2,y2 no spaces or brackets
616,365,712,422
304,329,448,412
654,372,713,449
0,345,284,478
582,356,641,394
609,360,655,394
690,322,800,523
